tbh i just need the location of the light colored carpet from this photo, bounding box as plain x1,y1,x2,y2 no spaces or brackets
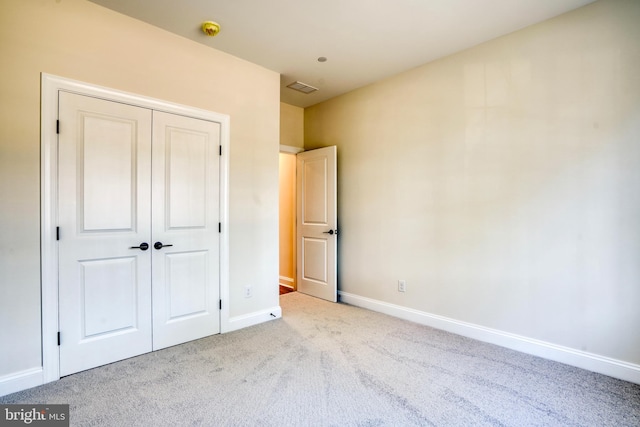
2,292,639,426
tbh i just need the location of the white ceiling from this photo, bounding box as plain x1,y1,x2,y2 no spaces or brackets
88,0,595,108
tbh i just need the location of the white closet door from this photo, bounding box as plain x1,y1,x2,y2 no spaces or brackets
58,94,222,375
58,92,153,376
151,111,221,350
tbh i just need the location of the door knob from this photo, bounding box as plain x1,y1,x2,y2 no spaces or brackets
154,242,174,250
130,242,149,251
322,229,337,235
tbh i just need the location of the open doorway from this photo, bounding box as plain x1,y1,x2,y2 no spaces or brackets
279,147,302,295
278,146,338,301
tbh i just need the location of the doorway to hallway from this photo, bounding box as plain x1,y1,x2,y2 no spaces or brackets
279,149,300,294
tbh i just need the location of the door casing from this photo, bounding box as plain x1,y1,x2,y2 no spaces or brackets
41,73,230,383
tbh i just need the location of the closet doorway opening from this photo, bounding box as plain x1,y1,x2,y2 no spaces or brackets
41,74,230,383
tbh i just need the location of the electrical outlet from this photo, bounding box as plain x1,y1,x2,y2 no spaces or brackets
244,285,252,298
398,280,406,292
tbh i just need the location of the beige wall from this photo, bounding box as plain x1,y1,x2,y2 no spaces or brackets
280,102,304,148
279,153,297,288
0,0,279,379
305,0,640,365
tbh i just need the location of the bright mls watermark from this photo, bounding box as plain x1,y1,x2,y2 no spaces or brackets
0,405,69,426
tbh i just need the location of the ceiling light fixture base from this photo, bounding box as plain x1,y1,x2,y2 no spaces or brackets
202,21,221,37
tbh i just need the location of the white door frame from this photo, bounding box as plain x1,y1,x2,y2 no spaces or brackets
40,73,230,383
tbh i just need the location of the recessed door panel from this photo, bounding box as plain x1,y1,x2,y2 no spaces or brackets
81,257,138,337
166,251,208,319
302,237,328,283
81,115,136,232
166,128,208,229
302,158,328,225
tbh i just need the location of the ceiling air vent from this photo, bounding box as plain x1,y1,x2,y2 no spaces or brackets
286,81,318,94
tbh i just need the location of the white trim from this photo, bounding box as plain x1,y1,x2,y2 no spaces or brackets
40,73,230,386
279,144,304,154
0,368,43,397
41,74,60,383
219,116,231,334
226,306,282,333
279,276,294,287
339,291,640,385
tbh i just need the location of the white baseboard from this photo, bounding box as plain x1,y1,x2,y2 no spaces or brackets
339,291,640,385
226,305,282,333
279,276,294,288
0,367,44,397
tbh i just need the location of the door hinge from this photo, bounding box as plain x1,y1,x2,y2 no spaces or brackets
219,145,222,156
219,299,222,310
218,222,221,233
57,332,61,346
56,120,59,134
56,226,60,241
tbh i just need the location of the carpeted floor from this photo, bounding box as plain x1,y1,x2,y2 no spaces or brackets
2,292,639,426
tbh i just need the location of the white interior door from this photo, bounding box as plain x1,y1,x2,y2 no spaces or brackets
58,93,221,375
58,92,153,376
296,146,337,302
151,111,221,350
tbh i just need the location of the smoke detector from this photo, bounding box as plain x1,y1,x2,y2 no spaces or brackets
201,21,221,37
286,81,318,94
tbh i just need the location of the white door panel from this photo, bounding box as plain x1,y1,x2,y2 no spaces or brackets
80,257,139,337
302,157,329,224
297,146,337,302
165,127,208,228
302,237,328,283
151,111,220,350
58,92,153,376
81,115,137,230
165,251,208,318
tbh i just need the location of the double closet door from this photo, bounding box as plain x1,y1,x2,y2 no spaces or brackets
57,92,220,376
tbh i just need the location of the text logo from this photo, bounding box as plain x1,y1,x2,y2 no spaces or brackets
0,405,69,427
